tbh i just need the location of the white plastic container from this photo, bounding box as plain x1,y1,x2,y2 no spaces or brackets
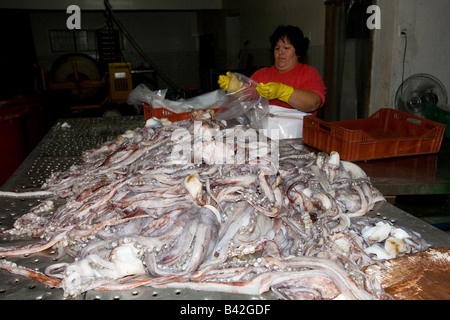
263,105,310,140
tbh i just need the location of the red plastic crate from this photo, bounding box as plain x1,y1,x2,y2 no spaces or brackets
302,108,446,161
143,102,219,122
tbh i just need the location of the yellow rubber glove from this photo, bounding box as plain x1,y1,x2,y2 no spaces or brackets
256,82,294,103
218,73,229,91
218,72,243,92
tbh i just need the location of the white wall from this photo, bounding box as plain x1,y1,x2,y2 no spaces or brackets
369,0,450,114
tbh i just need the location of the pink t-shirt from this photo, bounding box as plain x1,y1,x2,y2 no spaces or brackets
251,64,326,115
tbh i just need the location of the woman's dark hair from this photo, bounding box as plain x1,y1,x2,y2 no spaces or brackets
270,25,310,62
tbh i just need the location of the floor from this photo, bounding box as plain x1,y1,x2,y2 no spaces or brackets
394,194,450,235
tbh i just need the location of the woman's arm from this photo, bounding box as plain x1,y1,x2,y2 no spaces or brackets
287,88,322,113
256,82,323,113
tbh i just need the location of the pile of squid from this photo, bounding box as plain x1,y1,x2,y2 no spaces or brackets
0,112,429,299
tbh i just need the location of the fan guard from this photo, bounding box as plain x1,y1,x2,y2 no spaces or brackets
395,73,448,117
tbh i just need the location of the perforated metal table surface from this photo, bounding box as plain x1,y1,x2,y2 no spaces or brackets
0,117,274,300
1,116,449,300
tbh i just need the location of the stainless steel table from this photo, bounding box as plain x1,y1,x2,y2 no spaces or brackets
353,138,450,197
1,117,449,300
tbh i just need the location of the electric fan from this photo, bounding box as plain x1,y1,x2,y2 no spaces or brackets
395,73,448,117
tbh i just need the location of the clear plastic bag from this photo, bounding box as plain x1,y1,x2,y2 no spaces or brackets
128,73,269,131
215,73,311,139
215,72,269,130
127,83,167,113
128,84,227,114
152,89,227,113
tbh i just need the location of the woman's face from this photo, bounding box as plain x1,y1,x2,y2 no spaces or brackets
274,37,299,73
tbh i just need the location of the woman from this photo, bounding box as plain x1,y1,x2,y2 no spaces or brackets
219,25,326,116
